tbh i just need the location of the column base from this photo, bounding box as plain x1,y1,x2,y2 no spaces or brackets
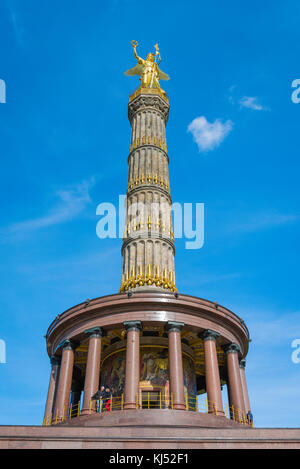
173,403,186,411
123,402,137,410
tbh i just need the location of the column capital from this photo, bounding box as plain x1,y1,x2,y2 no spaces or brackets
123,320,142,333
50,354,61,366
60,339,80,351
239,358,246,369
223,342,241,355
128,92,170,123
84,326,106,338
165,321,184,334
201,329,220,342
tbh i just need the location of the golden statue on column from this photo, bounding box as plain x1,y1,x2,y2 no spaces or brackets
125,40,170,97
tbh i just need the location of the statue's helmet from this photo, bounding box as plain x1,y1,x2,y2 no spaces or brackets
146,53,155,62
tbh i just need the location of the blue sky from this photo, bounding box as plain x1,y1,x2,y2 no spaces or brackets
0,0,299,427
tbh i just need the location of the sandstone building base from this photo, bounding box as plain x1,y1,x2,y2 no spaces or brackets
1,410,300,449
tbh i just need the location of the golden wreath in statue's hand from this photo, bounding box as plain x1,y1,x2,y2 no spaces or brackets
131,40,138,48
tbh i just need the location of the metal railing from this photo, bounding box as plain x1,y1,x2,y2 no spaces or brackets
43,393,253,427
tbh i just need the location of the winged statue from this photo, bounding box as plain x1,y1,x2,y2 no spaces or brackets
125,41,169,96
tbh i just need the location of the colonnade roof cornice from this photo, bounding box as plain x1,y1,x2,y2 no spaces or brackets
46,293,250,359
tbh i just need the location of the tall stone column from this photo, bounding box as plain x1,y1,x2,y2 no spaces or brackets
81,327,104,415
166,321,186,410
120,90,177,294
123,321,142,410
54,339,78,422
43,355,61,423
239,358,251,414
201,330,224,416
224,343,245,420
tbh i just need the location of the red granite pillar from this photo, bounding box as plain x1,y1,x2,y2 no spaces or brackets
123,321,142,410
224,343,245,421
239,359,251,414
53,340,78,422
81,327,104,415
166,321,186,410
43,355,61,424
202,330,224,416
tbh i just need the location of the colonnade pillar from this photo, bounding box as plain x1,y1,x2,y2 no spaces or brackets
239,358,251,415
81,327,104,415
54,339,78,422
201,330,224,416
166,321,186,410
43,355,61,423
224,343,245,419
123,321,142,410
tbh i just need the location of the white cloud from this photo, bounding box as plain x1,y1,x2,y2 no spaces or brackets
239,96,268,111
187,116,233,152
2,178,95,241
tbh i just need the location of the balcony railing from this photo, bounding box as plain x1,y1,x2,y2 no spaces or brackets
43,393,254,427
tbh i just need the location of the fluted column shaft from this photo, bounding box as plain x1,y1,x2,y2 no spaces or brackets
81,327,104,415
224,343,245,420
202,330,224,416
120,93,176,294
123,321,142,410
43,355,61,423
54,340,77,422
166,321,185,410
